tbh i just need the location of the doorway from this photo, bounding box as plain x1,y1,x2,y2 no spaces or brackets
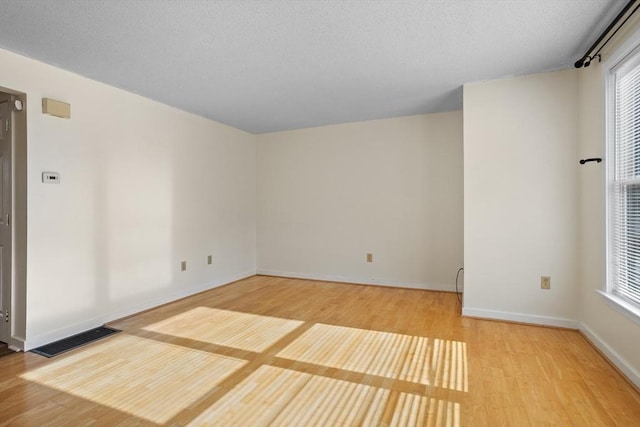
0,89,27,353
0,95,13,350
0,93,13,352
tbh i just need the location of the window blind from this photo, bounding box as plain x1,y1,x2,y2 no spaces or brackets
610,50,640,307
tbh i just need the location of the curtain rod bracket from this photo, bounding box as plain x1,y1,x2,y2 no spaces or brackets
579,158,602,165
580,54,601,68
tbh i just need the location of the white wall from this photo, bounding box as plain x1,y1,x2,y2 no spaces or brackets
576,31,640,385
4,35,637,388
0,48,257,350
463,70,579,326
257,112,463,290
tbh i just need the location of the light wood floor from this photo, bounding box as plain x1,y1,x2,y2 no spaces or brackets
0,342,13,358
1,275,639,426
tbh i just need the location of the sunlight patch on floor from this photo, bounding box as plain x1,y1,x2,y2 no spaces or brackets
391,393,461,427
188,365,460,426
277,323,468,392
21,334,246,424
142,307,304,352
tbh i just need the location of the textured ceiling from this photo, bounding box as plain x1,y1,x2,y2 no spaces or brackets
0,0,623,133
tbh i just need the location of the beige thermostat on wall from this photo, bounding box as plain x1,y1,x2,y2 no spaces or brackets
42,172,60,184
42,98,71,119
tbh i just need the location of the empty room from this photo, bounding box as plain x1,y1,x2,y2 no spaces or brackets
0,0,639,425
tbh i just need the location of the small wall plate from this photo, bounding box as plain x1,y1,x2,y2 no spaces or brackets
42,172,60,184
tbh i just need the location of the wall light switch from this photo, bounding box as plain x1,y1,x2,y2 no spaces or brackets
42,172,60,184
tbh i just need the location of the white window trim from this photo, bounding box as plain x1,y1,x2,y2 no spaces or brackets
596,290,640,324
602,26,640,323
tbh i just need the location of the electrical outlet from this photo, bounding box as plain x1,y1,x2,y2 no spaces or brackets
366,253,373,263
181,261,187,271
541,276,551,290
207,255,212,265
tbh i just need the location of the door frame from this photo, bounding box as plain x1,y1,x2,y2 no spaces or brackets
0,97,13,346
0,87,27,351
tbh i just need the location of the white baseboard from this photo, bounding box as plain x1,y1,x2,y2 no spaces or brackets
257,269,456,292
461,307,579,329
8,336,25,352
578,322,640,389
24,270,256,351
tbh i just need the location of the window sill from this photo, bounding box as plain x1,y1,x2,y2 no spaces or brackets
596,290,640,325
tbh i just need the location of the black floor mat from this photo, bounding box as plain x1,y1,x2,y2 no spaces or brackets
31,326,121,358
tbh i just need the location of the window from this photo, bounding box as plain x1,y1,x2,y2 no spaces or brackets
607,44,640,310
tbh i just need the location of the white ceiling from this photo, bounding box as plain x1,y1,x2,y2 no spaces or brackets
0,0,623,133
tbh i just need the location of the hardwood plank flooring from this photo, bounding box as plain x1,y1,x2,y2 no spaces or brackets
0,342,13,358
0,275,638,426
